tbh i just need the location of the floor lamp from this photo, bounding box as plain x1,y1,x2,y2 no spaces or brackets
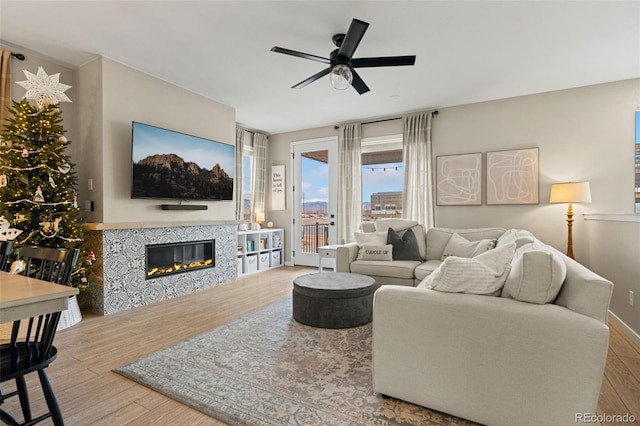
549,182,592,259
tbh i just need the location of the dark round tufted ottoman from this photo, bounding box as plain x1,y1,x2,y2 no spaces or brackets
292,272,376,329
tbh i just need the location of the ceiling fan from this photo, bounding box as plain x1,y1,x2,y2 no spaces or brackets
271,18,416,95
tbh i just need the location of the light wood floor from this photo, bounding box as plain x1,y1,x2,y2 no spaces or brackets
1,266,639,426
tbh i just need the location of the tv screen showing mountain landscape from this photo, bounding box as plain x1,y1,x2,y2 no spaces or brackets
131,122,234,200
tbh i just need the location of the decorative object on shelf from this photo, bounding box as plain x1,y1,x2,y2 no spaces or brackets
486,148,539,205
436,153,482,205
255,212,265,228
549,181,592,259
271,165,286,210
267,221,273,228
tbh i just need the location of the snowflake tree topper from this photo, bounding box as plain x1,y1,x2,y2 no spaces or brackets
16,66,72,109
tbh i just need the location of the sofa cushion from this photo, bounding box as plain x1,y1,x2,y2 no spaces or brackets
375,220,426,260
497,228,536,249
351,259,421,279
355,231,387,245
359,244,393,261
426,227,506,261
359,222,376,233
414,260,442,281
387,228,422,261
501,242,567,304
441,233,496,260
354,231,388,260
420,242,516,295
374,219,418,233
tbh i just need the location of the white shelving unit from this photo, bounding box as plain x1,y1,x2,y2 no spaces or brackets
237,228,284,276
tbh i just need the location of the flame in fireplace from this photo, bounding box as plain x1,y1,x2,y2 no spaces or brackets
147,258,213,278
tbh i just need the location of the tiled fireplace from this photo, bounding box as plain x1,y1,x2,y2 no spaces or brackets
82,221,238,315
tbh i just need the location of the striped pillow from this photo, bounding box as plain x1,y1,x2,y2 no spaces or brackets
424,242,516,295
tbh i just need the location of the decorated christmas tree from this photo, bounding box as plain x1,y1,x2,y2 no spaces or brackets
0,67,93,288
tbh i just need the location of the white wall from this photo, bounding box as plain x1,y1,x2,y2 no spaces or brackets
433,79,637,258
79,57,237,223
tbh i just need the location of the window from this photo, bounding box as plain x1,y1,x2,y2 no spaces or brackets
361,135,404,223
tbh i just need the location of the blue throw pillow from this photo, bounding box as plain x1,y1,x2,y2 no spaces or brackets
387,228,422,261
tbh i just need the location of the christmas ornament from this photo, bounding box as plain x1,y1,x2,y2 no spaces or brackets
0,216,23,241
10,260,25,274
16,67,72,109
39,217,62,235
0,175,6,187
58,163,71,174
14,213,26,223
33,186,45,203
49,174,57,188
21,149,29,157
88,250,96,264
58,136,67,144
73,195,78,208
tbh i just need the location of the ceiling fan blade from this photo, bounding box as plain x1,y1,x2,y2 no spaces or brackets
292,67,331,89
351,56,416,68
350,69,370,95
338,19,369,59
271,47,331,64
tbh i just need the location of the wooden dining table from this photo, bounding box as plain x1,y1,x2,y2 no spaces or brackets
0,271,78,324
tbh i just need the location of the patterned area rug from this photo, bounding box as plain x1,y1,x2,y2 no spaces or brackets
115,297,477,426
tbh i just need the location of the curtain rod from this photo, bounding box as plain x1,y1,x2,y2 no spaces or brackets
11,52,25,61
334,110,438,129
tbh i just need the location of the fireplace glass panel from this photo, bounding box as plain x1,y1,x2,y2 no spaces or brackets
146,240,214,279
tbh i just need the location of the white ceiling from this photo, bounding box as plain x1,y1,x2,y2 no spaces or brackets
1,1,638,135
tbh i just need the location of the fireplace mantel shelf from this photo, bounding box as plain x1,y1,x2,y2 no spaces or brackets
84,220,242,231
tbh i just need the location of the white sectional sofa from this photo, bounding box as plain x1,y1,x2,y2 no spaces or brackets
336,219,614,426
335,219,507,286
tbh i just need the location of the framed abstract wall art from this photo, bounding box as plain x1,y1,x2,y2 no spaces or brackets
436,153,482,205
486,148,539,205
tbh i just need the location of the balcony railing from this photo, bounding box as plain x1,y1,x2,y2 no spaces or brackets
300,222,329,253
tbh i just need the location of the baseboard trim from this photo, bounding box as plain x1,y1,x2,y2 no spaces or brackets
609,310,640,347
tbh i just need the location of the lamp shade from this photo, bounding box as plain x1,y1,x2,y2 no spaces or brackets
255,212,265,223
549,182,592,203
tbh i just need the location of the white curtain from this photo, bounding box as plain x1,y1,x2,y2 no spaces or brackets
337,123,362,244
402,112,434,228
234,126,245,221
0,50,10,130
251,132,268,221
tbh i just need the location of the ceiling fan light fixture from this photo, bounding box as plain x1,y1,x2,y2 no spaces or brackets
330,64,352,90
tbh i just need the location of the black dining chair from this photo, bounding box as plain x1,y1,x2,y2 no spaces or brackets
0,240,13,272
0,245,79,426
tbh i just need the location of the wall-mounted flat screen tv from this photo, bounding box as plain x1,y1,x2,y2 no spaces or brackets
131,122,234,200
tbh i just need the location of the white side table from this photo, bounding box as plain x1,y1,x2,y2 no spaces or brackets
318,244,339,272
